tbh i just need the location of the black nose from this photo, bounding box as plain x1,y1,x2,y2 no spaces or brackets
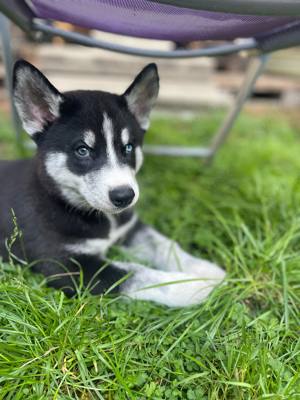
109,186,135,208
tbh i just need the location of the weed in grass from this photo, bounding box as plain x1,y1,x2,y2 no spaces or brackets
0,110,300,399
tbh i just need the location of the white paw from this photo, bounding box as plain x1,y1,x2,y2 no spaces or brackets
175,259,226,306
117,259,226,308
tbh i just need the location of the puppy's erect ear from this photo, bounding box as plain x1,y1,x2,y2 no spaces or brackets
123,63,159,131
13,60,64,137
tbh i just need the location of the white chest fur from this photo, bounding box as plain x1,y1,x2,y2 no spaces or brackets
65,213,138,256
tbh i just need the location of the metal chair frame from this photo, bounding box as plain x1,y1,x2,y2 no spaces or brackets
147,0,300,17
0,0,300,161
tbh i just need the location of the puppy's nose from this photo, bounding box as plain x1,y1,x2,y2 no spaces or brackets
109,186,135,208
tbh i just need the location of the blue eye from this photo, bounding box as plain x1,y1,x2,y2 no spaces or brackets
125,144,133,154
76,147,90,157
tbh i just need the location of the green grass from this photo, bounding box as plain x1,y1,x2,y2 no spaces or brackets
1,109,300,399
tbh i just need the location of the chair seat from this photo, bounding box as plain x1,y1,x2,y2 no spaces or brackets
29,0,298,41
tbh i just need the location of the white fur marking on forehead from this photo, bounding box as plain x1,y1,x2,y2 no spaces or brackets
84,130,96,148
103,113,118,166
135,146,143,172
121,128,130,146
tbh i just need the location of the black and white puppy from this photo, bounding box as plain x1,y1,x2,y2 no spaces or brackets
0,60,226,307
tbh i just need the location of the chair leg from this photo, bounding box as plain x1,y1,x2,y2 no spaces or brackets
0,13,22,147
205,53,270,165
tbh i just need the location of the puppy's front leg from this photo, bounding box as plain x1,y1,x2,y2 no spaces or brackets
122,221,226,290
115,261,224,307
42,254,221,307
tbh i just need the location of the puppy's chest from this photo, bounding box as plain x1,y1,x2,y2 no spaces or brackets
64,212,137,256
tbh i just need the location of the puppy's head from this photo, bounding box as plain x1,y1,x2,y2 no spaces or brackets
13,60,159,214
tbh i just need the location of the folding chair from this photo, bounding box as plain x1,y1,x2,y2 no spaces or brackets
1,0,300,162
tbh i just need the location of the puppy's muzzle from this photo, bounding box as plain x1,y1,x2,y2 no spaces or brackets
109,186,135,208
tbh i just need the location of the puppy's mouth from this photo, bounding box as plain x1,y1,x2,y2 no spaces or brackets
66,183,139,214
86,195,139,215
102,205,133,215
100,197,139,215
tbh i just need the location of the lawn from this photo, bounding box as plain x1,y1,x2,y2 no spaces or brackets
1,108,300,399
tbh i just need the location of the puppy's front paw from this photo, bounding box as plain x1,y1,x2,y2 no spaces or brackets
187,258,225,278
179,259,226,305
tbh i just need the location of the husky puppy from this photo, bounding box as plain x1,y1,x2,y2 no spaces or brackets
0,60,225,307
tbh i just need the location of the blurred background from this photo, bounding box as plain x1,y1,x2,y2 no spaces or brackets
1,22,300,128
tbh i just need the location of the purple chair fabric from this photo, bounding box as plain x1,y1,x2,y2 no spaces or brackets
29,0,298,42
